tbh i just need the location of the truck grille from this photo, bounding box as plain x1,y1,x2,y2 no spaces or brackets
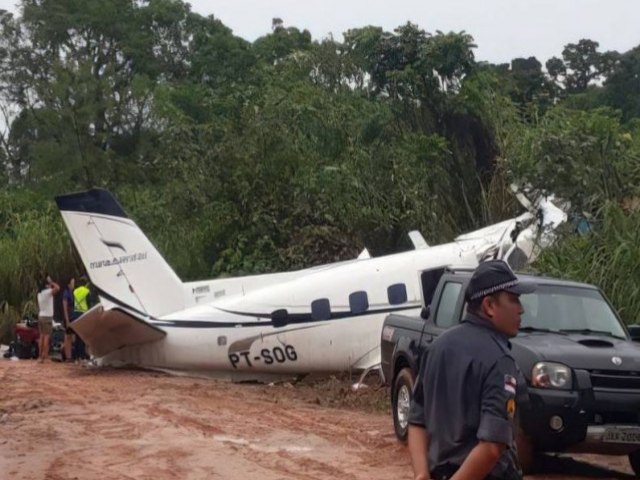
589,370,640,390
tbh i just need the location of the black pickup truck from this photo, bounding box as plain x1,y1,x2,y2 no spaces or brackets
381,267,640,474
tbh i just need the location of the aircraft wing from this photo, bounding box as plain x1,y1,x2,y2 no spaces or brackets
71,304,166,357
350,347,381,371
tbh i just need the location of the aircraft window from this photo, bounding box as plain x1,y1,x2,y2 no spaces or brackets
271,309,289,327
349,291,369,314
435,282,463,328
311,299,331,321
387,283,408,305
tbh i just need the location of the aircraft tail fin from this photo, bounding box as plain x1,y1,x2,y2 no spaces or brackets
55,189,185,318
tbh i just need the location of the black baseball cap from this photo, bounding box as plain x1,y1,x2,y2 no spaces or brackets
465,260,536,301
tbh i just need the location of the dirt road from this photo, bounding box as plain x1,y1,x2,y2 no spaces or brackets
0,359,635,479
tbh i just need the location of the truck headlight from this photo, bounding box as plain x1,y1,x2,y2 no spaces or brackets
531,362,572,389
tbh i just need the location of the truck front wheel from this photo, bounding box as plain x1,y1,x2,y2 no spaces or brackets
392,367,414,442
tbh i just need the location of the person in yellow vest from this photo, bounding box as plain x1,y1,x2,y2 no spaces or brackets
73,276,90,313
73,276,91,360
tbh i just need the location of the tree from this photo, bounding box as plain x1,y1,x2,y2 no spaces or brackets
186,13,254,89
549,39,619,95
605,46,640,121
562,39,603,93
505,56,555,110
253,20,312,65
0,0,259,191
507,107,639,212
423,30,476,93
546,56,566,82
0,0,201,189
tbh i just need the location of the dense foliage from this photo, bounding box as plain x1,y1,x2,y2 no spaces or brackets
1,1,639,341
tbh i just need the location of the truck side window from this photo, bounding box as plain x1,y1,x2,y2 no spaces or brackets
435,282,463,328
311,298,331,320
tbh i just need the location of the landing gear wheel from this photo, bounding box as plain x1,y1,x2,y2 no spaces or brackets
392,367,414,442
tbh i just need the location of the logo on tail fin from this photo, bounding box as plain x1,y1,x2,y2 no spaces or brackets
101,238,127,252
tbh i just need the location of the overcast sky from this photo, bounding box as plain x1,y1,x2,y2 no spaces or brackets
1,0,638,64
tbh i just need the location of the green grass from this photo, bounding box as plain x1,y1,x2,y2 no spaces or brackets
534,202,640,324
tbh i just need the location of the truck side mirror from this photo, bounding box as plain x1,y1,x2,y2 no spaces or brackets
420,305,431,320
628,324,640,342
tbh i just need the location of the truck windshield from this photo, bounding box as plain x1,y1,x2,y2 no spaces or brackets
519,285,627,339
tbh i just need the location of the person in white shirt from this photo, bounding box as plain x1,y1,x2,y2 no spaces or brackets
36,275,60,363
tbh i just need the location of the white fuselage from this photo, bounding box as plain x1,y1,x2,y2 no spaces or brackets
101,244,478,375
56,188,566,379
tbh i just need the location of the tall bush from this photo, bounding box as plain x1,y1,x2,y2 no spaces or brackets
534,203,640,323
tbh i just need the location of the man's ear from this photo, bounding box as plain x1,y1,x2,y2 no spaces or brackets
481,295,496,318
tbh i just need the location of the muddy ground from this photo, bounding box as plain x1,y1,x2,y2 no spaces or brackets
0,358,635,479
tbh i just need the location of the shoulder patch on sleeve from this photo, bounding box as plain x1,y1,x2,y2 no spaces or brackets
504,374,517,395
506,398,516,419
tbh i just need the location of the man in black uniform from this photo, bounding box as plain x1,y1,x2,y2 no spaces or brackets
408,260,534,480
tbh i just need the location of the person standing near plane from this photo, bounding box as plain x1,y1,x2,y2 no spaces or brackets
408,260,533,480
36,275,60,363
61,276,76,362
73,276,91,360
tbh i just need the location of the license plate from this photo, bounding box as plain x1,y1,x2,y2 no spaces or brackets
603,427,640,444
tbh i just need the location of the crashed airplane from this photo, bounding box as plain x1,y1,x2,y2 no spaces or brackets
55,188,566,380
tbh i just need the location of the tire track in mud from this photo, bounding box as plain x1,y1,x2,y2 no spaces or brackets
212,395,408,473
0,359,636,480
0,361,401,480
145,398,378,478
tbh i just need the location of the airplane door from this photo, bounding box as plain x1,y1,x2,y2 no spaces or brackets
420,268,446,307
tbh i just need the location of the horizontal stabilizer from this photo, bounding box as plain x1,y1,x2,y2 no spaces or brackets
408,231,429,249
71,305,166,357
